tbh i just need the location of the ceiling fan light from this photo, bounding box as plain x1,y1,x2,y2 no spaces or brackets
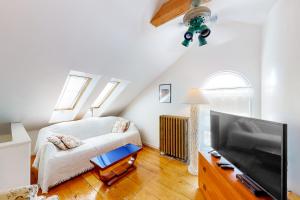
201,28,211,38
184,32,194,40
182,39,192,47
198,36,207,46
199,24,211,38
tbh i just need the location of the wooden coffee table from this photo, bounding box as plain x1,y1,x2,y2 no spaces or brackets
90,143,142,186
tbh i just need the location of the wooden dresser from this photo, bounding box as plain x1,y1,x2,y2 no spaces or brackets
198,150,272,200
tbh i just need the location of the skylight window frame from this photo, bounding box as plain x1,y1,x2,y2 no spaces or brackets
91,81,120,109
54,74,92,111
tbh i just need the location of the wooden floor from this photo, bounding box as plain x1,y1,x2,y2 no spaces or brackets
31,146,205,200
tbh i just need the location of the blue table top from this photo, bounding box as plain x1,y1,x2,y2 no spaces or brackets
90,144,142,169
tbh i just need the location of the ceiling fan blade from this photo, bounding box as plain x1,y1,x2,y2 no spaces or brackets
151,0,192,27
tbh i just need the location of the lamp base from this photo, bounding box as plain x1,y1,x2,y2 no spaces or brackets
188,104,199,176
188,163,198,175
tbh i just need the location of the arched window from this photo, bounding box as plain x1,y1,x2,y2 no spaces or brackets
199,71,253,147
203,71,252,117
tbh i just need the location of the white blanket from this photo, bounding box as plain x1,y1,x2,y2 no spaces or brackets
33,117,142,193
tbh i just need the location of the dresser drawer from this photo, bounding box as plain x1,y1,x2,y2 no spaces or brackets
199,153,218,183
200,153,247,200
199,173,227,200
199,155,226,200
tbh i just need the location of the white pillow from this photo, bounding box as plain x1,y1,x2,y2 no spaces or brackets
112,119,130,133
47,135,82,150
47,135,68,150
0,184,39,200
60,135,82,149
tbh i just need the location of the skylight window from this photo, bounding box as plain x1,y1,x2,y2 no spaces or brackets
91,81,120,108
55,75,91,110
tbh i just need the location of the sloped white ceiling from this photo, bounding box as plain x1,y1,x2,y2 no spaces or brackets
0,0,188,131
0,0,276,131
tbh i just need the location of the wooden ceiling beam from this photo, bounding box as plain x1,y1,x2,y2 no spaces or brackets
151,0,192,27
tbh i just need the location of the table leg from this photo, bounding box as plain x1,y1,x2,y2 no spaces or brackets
94,166,113,184
94,166,100,179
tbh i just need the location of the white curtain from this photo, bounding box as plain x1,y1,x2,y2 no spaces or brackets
204,87,252,116
199,87,253,148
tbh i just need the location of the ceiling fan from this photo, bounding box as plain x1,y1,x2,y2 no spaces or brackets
151,0,276,47
151,0,217,47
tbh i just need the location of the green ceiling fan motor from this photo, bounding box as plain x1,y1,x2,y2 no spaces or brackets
182,0,212,47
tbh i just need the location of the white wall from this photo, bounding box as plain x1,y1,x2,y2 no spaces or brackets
122,23,262,148
28,130,39,155
261,0,300,194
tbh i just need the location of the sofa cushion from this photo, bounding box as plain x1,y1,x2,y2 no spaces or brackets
47,135,68,150
60,135,82,149
112,119,130,133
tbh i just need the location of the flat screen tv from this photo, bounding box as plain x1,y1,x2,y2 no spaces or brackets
210,111,287,200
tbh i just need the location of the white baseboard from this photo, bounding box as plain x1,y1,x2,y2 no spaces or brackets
142,142,159,150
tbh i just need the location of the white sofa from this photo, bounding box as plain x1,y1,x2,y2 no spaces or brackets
33,116,142,193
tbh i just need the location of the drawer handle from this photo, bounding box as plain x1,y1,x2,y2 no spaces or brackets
203,167,206,172
203,184,207,191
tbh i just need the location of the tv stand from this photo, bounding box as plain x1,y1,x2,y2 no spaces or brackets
198,150,272,200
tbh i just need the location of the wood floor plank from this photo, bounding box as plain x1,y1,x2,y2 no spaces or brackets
138,179,191,200
31,147,205,200
126,164,157,186
153,171,199,199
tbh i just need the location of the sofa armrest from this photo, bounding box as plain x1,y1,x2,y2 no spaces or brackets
43,142,58,158
35,142,59,193
126,122,138,132
35,128,55,154
33,142,58,169
123,123,142,146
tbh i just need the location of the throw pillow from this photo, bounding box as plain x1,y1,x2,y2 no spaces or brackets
112,119,130,133
3,184,38,200
47,135,68,150
60,135,82,149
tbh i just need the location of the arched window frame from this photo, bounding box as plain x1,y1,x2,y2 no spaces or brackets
199,71,254,147
202,70,253,117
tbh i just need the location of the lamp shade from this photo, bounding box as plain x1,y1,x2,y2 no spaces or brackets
183,88,209,105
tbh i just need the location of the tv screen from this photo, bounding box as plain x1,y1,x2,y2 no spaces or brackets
210,111,287,200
